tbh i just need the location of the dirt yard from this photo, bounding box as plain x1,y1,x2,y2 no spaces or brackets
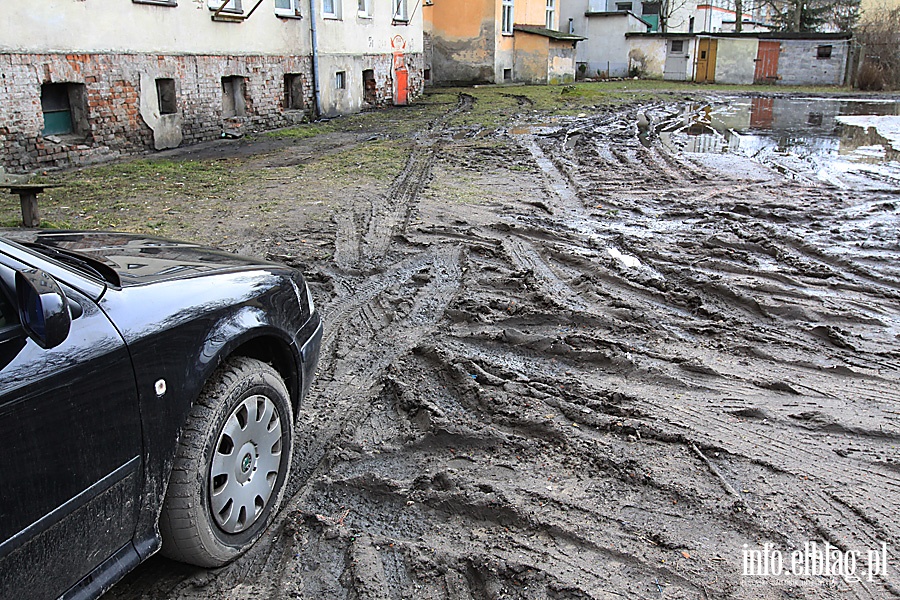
28,84,900,599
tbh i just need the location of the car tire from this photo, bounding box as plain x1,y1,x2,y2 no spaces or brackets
159,356,294,567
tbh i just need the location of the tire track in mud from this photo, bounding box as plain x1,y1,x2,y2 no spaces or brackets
109,97,900,600
332,93,472,271
293,247,463,487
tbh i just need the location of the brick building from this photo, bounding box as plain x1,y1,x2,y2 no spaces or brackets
1,0,424,173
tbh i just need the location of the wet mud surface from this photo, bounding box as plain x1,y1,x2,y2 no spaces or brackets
109,93,900,599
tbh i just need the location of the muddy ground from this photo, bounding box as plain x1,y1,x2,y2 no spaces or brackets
94,88,900,599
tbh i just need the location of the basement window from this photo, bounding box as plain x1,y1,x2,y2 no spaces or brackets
363,69,376,104
335,71,346,90
221,76,247,117
817,45,833,59
503,68,512,81
41,82,88,138
284,74,305,109
156,78,177,114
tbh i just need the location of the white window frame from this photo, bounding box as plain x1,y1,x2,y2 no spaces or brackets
323,0,340,18
545,0,555,29
501,0,514,34
357,0,372,18
275,0,301,17
393,0,408,21
208,0,242,13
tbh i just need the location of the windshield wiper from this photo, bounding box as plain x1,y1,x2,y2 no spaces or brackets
23,242,121,286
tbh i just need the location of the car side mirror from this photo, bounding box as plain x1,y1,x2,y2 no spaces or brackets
15,268,72,349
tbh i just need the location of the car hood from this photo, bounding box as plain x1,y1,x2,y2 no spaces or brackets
2,230,278,287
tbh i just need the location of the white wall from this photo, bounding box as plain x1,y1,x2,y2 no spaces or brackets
315,0,424,116
714,37,757,83
573,13,650,77
626,36,667,77
1,1,310,55
315,0,423,55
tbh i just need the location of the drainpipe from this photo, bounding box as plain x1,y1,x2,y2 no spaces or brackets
307,0,322,118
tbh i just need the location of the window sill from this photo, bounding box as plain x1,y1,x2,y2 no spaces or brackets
358,12,373,19
392,18,410,25
323,13,341,19
276,11,303,19
133,0,177,5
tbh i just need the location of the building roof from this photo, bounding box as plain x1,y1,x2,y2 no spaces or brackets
513,25,586,41
584,10,653,27
625,31,852,40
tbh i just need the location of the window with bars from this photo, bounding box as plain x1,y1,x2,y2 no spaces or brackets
502,0,514,34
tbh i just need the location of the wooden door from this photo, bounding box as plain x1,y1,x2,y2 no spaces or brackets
754,41,780,84
696,39,718,83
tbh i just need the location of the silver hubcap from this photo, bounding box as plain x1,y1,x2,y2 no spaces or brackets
210,394,283,534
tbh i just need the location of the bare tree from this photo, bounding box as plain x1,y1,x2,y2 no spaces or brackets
756,0,860,32
856,5,900,89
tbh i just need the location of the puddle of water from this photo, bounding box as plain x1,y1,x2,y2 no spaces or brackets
607,247,643,269
656,97,900,187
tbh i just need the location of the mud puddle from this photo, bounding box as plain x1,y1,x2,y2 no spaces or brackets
108,92,900,600
653,97,900,189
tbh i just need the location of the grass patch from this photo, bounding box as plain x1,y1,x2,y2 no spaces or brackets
316,140,411,181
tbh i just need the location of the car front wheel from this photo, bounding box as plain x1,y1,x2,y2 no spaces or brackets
159,356,294,567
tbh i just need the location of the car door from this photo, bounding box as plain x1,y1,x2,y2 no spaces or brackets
0,252,143,599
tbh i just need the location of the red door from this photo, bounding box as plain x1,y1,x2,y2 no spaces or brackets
394,68,408,106
754,41,780,84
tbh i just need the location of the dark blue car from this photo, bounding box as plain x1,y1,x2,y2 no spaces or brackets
0,230,322,600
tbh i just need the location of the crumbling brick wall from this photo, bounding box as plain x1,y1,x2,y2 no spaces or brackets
0,53,314,173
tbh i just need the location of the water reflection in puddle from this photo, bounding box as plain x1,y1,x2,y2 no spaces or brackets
655,97,900,186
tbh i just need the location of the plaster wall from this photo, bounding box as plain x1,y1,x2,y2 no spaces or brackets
317,51,424,117
429,0,496,83
548,42,577,84
315,0,424,55
1,1,310,56
517,0,555,28
713,37,757,84
512,35,549,83
627,37,667,78
579,14,650,77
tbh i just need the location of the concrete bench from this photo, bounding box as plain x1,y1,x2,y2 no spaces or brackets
1,184,57,227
